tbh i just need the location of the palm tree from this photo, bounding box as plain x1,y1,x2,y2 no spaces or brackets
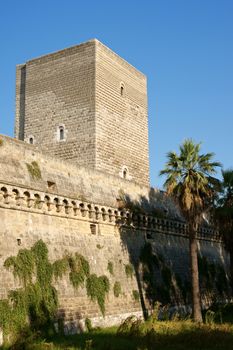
215,169,233,292
160,139,221,322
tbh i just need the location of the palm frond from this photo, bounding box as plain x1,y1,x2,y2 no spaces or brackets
160,139,221,221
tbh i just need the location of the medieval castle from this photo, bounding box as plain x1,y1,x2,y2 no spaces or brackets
0,39,229,334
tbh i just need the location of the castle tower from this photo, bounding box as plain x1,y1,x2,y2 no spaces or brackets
15,39,149,187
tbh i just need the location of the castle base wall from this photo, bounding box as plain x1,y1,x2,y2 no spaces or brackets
0,193,229,333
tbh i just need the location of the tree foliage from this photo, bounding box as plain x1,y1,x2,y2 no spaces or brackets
160,139,221,322
215,169,233,291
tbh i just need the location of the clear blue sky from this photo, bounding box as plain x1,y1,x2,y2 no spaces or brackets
0,0,232,188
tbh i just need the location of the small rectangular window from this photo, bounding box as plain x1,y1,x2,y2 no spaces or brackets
90,224,97,235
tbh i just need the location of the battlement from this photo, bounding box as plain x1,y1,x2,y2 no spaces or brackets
0,180,220,243
0,134,150,207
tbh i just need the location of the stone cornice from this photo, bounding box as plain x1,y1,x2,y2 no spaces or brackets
0,181,221,242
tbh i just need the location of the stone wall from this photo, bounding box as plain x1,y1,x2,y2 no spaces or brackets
0,135,166,211
15,40,96,169
14,39,149,187
95,40,149,186
0,179,228,330
0,135,230,331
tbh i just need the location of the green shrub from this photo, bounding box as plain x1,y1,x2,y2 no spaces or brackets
132,290,140,302
53,258,69,280
125,263,134,278
86,274,110,315
0,241,96,345
68,253,90,289
26,161,42,180
85,318,93,332
96,244,103,249
1,240,62,342
107,261,114,275
205,310,216,325
117,316,138,335
113,281,121,297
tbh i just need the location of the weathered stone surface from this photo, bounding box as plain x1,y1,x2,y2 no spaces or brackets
15,39,149,187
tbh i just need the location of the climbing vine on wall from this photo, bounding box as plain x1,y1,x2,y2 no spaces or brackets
125,263,134,278
86,274,110,315
0,240,111,345
113,281,121,297
68,253,90,288
0,240,60,342
107,261,114,275
26,161,42,180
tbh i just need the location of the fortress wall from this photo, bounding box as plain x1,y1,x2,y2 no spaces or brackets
95,41,149,187
0,179,228,330
0,182,146,329
0,136,229,331
0,135,150,208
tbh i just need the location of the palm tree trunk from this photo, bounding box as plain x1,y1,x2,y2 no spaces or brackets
189,224,203,322
229,248,233,295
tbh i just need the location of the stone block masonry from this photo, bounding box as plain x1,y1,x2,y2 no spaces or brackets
15,39,149,187
15,41,96,171
0,178,228,330
0,136,229,332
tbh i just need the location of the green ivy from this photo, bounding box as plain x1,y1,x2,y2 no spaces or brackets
107,261,114,275
4,249,35,287
132,290,140,302
1,240,61,343
96,244,103,249
26,161,42,180
0,240,111,345
86,274,110,315
53,257,69,280
68,253,90,289
113,281,121,297
0,240,93,344
125,264,134,278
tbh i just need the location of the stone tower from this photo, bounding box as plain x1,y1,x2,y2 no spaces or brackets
15,39,149,187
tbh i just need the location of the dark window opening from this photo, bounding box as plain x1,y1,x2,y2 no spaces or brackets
59,127,64,141
47,181,56,191
90,224,97,235
29,137,34,144
120,85,124,96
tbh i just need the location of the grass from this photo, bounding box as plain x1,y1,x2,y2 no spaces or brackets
3,319,233,350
